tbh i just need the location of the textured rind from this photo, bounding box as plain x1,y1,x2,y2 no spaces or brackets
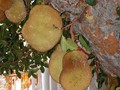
51,0,120,77
5,0,26,23
60,50,92,90
22,5,62,52
49,44,65,83
0,9,5,21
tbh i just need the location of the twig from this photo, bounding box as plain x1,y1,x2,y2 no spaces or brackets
63,17,80,30
70,25,75,41
62,6,88,30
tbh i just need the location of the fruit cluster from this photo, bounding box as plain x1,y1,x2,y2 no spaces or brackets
21,5,92,90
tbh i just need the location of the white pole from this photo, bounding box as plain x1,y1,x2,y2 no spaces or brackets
49,76,57,90
32,76,36,90
16,78,21,90
42,67,49,90
37,70,42,90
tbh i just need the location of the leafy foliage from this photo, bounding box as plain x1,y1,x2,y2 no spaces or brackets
0,0,51,77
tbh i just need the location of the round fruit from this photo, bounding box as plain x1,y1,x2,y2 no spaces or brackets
5,0,26,23
49,44,65,83
60,50,92,90
0,0,13,11
22,5,63,52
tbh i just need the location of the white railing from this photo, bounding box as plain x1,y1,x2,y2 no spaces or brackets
0,68,107,90
32,68,63,90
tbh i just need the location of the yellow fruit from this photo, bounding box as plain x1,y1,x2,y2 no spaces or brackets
0,0,13,11
60,50,92,90
0,9,5,21
5,0,26,23
22,5,63,52
49,44,65,83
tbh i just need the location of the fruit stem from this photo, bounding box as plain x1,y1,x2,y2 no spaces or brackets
63,17,79,30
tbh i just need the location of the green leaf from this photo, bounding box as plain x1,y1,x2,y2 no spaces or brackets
16,71,21,78
61,13,66,19
66,38,77,50
116,7,120,16
61,35,67,52
85,0,96,6
19,65,24,71
32,73,38,78
40,66,45,73
61,35,77,52
28,71,32,77
97,70,107,89
79,35,91,52
28,68,38,78
31,68,39,73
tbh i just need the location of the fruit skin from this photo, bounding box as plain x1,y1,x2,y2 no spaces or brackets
60,50,92,90
5,0,26,23
49,44,65,83
0,9,5,22
22,5,63,52
0,0,13,11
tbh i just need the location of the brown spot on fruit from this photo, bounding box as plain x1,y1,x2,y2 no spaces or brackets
0,9,5,22
0,0,13,11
